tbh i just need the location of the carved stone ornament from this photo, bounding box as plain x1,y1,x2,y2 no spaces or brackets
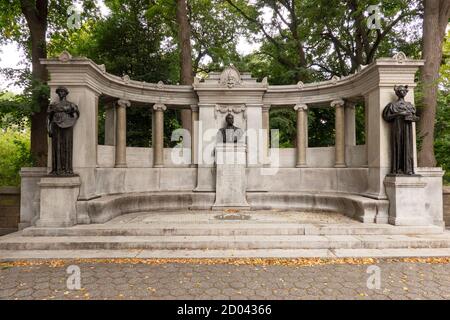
58,51,72,62
156,81,164,89
331,75,340,85
297,81,305,89
261,77,268,86
215,104,246,119
357,64,368,72
122,74,130,83
219,65,242,88
393,52,407,64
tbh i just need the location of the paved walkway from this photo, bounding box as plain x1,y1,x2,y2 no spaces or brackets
1,258,450,300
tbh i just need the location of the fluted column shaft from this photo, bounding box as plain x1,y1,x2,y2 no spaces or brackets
153,103,166,167
294,104,308,167
345,102,356,147
262,105,270,163
190,105,199,167
332,99,346,167
115,99,130,168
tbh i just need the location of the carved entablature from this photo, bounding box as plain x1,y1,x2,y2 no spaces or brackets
219,65,242,88
214,104,247,119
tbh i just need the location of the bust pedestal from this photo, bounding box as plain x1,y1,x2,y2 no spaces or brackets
384,175,431,226
36,176,81,227
213,143,249,210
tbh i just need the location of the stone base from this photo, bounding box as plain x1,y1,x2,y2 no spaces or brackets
384,175,430,226
36,176,81,228
213,143,249,208
444,186,450,227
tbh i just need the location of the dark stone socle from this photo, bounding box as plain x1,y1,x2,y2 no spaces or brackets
47,87,80,176
382,85,419,176
217,113,244,143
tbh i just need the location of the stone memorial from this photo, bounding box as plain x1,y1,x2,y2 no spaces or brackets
213,114,249,209
13,52,445,235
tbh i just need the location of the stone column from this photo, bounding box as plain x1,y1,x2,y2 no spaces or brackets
115,99,130,168
294,104,308,167
190,105,199,167
332,99,346,168
153,103,166,167
345,101,356,147
104,102,116,146
262,105,270,163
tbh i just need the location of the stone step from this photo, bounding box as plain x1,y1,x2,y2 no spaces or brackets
2,248,450,259
20,224,443,237
2,234,450,251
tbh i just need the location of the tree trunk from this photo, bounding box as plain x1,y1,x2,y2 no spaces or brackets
176,0,193,135
21,0,49,167
418,0,450,167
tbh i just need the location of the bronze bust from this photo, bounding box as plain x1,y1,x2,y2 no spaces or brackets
217,113,243,143
47,87,80,176
382,85,419,175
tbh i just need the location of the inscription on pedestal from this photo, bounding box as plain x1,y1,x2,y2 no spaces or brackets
213,144,249,209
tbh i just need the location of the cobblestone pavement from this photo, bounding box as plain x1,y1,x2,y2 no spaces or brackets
1,259,450,300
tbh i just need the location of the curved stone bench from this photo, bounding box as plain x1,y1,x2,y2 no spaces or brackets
247,192,389,223
78,192,214,224
77,191,388,225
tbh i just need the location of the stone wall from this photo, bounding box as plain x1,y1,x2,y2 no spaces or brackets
444,186,450,227
0,187,20,235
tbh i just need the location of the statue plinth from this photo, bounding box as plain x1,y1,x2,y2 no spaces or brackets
384,175,430,226
213,143,249,210
36,176,81,227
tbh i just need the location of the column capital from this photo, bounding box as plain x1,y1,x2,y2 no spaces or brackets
331,99,345,108
262,104,271,112
294,104,308,111
117,99,131,108
153,103,167,111
190,104,199,112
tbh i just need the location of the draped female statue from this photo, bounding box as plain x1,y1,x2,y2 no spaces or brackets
47,87,80,176
382,85,419,175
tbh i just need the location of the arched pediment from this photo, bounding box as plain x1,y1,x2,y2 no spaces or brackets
219,65,242,88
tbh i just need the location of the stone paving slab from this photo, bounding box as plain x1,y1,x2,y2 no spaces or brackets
110,210,358,224
1,259,450,300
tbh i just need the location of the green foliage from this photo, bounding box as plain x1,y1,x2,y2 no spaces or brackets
435,90,450,185
308,108,335,148
0,79,49,131
126,108,152,148
434,32,450,185
0,128,33,187
0,91,31,130
269,108,296,147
